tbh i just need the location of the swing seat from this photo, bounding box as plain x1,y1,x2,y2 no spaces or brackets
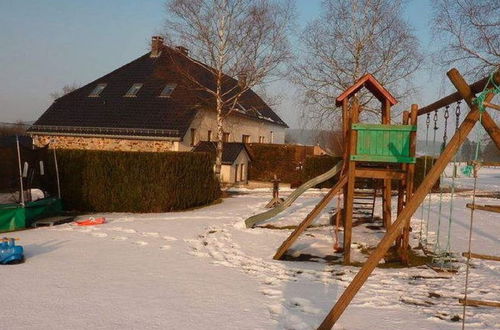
0,238,24,265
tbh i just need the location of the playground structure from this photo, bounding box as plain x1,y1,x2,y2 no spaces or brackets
0,136,63,232
244,68,500,328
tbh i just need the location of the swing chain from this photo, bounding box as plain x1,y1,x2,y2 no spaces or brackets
433,109,438,130
426,112,430,126
443,106,449,147
455,100,461,128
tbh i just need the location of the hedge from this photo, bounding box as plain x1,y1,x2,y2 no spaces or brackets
247,143,317,183
302,155,343,188
55,150,221,212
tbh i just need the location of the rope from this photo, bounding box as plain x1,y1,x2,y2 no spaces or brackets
461,110,483,330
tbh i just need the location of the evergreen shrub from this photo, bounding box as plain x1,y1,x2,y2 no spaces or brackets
55,149,220,212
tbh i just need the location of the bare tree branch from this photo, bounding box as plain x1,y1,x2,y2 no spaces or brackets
292,0,423,128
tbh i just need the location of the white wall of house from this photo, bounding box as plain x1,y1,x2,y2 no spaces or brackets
180,109,286,151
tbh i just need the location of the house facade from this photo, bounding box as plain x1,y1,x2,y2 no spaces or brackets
28,36,287,152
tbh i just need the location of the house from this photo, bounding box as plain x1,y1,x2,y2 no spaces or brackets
28,36,288,152
193,142,252,184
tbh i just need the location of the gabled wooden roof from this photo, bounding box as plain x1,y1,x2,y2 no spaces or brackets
335,74,397,107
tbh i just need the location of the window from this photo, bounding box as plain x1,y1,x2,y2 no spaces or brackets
270,131,274,143
242,135,250,143
160,83,176,97
235,164,239,183
207,130,212,142
240,164,244,181
89,83,106,97
190,128,196,146
258,136,265,143
124,83,143,97
223,132,230,143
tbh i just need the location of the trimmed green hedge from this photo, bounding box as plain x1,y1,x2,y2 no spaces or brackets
247,144,313,183
302,155,343,188
55,150,221,212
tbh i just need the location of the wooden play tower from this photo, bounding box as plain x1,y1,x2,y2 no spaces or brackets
274,73,418,264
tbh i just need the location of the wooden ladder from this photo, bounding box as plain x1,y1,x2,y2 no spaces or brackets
352,188,376,225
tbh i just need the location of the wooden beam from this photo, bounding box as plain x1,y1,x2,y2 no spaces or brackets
317,68,489,330
417,75,490,116
480,111,500,150
459,298,500,308
466,203,500,213
462,252,500,262
484,101,500,111
273,176,347,260
355,168,405,180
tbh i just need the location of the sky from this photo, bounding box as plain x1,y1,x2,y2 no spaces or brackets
0,0,443,128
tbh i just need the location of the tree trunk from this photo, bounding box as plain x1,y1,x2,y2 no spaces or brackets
215,96,224,181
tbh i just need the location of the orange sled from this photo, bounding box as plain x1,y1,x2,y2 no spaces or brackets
75,217,106,226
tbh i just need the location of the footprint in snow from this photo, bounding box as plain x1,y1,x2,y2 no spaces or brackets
160,245,171,250
163,236,178,241
112,236,128,241
121,229,136,234
133,241,148,246
91,232,108,238
141,232,160,237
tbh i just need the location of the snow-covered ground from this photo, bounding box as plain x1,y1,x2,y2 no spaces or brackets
1,166,498,329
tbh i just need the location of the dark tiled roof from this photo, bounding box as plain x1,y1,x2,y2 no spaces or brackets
29,45,287,139
193,142,252,164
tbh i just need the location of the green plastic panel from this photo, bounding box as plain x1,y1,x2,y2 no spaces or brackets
0,197,62,232
351,124,416,164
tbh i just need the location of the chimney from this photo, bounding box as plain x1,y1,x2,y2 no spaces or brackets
151,36,164,58
176,46,189,56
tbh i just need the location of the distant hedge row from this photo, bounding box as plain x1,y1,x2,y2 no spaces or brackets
247,143,318,183
55,150,221,212
302,155,343,188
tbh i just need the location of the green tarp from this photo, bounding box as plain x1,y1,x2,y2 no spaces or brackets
0,198,62,233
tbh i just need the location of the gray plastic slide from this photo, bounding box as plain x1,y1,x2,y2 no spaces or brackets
245,160,344,228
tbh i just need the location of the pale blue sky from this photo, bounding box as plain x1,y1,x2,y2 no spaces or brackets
0,0,441,127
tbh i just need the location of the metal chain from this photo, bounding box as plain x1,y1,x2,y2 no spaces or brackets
420,113,431,246
443,105,449,148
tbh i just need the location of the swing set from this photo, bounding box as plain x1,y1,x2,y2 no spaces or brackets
316,68,500,329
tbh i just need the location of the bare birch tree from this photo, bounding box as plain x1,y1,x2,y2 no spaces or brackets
293,0,423,128
163,0,294,179
431,0,499,79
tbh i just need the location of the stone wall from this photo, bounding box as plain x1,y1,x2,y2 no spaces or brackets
32,135,177,152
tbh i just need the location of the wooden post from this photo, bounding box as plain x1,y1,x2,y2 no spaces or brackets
317,68,493,329
397,111,410,217
400,105,418,264
342,99,349,146
343,100,360,265
382,99,392,229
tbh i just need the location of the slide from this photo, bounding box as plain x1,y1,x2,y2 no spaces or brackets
245,160,344,228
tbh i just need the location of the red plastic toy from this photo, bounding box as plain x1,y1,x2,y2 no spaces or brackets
75,217,106,226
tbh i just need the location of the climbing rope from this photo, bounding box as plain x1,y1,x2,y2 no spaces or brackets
419,113,431,246
461,110,485,329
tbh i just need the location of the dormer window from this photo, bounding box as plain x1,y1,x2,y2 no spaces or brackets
125,83,143,97
89,83,106,97
160,83,177,97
